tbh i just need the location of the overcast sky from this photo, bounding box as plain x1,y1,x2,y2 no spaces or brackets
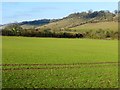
2,2,118,24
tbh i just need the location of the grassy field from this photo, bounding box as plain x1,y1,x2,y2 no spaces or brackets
2,36,118,88
71,21,118,32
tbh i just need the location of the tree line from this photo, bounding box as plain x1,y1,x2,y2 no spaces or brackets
1,24,118,39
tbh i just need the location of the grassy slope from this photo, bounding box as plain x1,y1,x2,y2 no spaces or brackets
70,21,118,32
21,25,37,29
38,19,118,33
38,17,85,30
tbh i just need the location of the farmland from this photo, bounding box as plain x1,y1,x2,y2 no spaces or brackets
2,36,118,88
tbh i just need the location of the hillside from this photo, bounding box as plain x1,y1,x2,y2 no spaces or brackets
2,10,118,39
1,19,58,29
37,17,85,30
37,10,117,31
70,21,118,32
2,10,118,30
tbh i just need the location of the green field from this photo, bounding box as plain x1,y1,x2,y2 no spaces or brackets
2,36,118,88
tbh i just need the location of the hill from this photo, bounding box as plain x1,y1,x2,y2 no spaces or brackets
37,10,117,31
1,19,59,29
2,10,118,30
20,19,51,26
2,10,118,39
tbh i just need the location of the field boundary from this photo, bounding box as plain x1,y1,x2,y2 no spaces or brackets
2,62,119,71
1,62,119,66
